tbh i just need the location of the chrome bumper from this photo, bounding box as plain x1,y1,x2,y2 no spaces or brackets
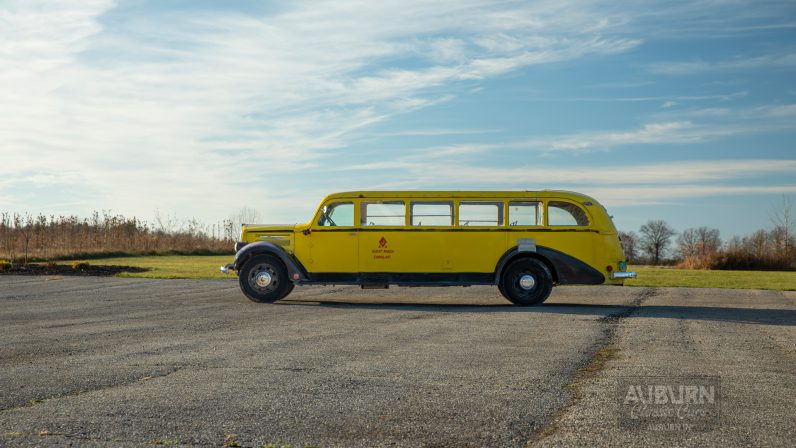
610,271,637,279
220,264,235,274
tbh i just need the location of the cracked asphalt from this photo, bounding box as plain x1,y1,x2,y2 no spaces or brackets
1,276,794,447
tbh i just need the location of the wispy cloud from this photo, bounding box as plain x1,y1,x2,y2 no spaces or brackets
537,121,743,151
368,129,499,138
366,104,791,157
345,159,796,186
1,0,793,231
342,159,796,207
0,0,644,220
590,185,796,207
648,52,796,75
530,91,748,104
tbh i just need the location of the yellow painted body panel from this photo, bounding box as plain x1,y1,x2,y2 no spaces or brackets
308,230,358,273
357,230,509,273
240,190,629,284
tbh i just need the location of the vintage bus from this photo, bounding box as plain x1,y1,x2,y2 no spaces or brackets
221,191,635,305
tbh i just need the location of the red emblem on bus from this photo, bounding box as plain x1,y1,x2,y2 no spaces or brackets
378,237,387,248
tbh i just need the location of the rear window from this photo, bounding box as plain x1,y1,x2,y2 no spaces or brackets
548,201,589,226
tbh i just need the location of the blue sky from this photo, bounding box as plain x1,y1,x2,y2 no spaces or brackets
1,0,794,238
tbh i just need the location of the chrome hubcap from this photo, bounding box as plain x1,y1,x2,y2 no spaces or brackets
255,271,272,288
519,274,536,290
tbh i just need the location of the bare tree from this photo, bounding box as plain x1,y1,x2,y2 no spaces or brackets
746,229,770,258
639,220,676,265
226,207,263,240
618,230,638,263
12,213,34,265
0,212,14,262
154,209,183,234
769,195,793,258
678,227,721,259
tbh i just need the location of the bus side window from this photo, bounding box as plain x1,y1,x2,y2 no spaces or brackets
459,201,503,226
508,201,542,226
411,202,453,226
548,201,589,226
361,201,405,226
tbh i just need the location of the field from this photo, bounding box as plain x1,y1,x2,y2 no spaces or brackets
49,255,796,291
626,265,796,291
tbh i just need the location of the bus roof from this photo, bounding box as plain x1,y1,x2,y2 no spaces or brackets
323,190,600,203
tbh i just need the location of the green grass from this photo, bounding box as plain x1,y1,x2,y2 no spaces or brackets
68,256,796,290
626,265,796,291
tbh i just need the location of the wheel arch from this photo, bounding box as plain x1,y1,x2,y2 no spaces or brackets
494,248,558,285
234,242,308,282
495,245,605,286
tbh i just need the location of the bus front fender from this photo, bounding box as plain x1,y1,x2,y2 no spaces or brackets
233,241,308,282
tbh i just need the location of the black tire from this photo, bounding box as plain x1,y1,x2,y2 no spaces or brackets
238,254,293,303
499,257,553,306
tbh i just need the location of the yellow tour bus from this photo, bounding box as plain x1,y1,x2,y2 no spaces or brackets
221,191,636,305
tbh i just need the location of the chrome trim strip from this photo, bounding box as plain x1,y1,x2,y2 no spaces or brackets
610,271,637,279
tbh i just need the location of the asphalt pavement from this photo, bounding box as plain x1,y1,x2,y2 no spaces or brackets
0,276,794,447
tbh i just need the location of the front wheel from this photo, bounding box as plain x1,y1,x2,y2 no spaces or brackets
499,257,553,306
238,254,293,303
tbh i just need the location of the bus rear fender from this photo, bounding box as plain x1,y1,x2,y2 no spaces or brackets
494,246,604,286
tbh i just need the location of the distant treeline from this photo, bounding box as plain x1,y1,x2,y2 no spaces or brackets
619,197,795,271
0,211,235,263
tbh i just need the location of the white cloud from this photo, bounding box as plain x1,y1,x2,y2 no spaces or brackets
526,91,748,104
0,0,644,222
339,159,796,208
529,120,757,152
763,104,796,117
345,159,796,186
648,52,796,75
368,128,498,137
590,185,796,207
1,0,792,227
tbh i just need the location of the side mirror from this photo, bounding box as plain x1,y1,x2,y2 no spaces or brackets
302,228,311,236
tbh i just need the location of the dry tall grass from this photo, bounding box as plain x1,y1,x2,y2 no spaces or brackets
677,228,794,271
0,212,234,263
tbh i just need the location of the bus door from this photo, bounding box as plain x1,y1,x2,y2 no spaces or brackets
309,201,358,273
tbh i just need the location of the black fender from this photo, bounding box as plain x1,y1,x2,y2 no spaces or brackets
234,242,308,282
494,246,605,285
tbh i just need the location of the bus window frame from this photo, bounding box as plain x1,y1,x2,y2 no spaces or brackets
360,200,407,227
410,200,455,227
506,200,544,227
313,200,358,229
457,200,505,227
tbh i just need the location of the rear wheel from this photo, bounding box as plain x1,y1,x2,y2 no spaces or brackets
499,257,553,306
238,254,293,303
